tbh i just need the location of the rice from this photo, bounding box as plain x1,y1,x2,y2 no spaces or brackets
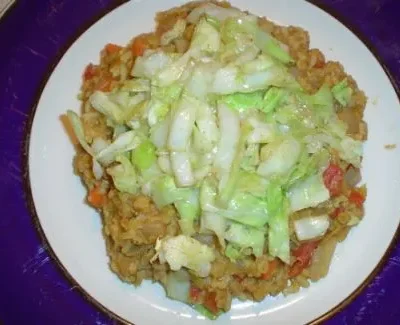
72,0,367,314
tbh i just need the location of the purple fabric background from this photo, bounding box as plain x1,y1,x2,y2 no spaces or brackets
0,0,399,324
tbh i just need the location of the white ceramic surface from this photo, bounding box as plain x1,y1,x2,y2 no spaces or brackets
28,1,400,324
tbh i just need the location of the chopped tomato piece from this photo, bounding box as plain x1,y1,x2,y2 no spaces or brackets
289,241,319,278
83,64,96,81
260,259,279,280
131,37,148,57
189,286,202,303
88,184,106,208
96,77,113,92
203,292,219,315
292,241,319,266
314,59,325,69
323,163,344,196
330,207,344,219
288,261,304,278
105,43,122,54
349,190,365,207
233,274,244,283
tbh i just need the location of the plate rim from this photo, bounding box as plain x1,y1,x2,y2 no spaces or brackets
22,1,400,324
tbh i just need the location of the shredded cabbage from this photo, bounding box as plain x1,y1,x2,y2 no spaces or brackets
265,180,290,263
175,188,200,235
151,175,182,208
257,137,301,177
161,19,186,46
96,130,140,165
67,110,94,155
332,78,353,107
68,5,365,269
147,84,183,126
224,243,243,262
294,215,330,241
132,140,156,171
255,29,294,64
168,94,197,152
165,269,191,303
132,50,176,79
107,155,138,194
154,235,215,277
220,91,264,112
224,223,265,257
200,212,226,247
189,18,221,56
288,173,330,212
214,103,240,172
187,3,242,24
222,192,269,227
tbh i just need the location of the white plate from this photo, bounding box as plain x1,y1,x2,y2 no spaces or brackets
28,0,400,324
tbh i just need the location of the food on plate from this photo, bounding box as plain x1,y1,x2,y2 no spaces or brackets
66,1,367,318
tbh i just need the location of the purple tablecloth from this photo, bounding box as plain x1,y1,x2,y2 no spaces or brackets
0,0,399,324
